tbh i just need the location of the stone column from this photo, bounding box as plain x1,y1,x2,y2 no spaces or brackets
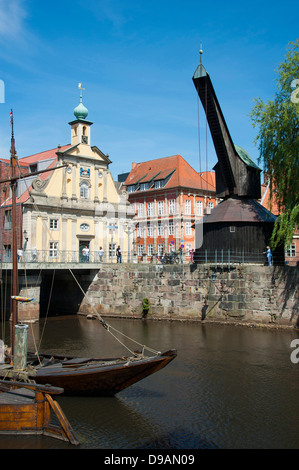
71,164,77,201
94,166,100,203
42,216,47,258
17,274,41,323
61,165,68,201
72,217,77,261
103,169,108,202
31,215,37,252
62,217,67,257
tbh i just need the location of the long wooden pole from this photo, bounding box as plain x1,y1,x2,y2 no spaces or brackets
10,110,18,355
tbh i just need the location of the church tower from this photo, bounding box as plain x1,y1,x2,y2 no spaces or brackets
68,84,93,146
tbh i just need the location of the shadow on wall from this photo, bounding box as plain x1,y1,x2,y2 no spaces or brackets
271,266,299,322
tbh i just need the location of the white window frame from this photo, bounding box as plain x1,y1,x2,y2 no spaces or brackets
137,223,143,238
137,203,144,217
185,199,191,215
158,244,164,255
168,221,174,235
147,223,153,237
157,222,164,237
49,241,58,258
196,200,203,216
147,202,154,217
158,200,164,215
138,244,144,256
286,242,296,257
49,218,59,230
80,182,89,199
147,244,154,256
169,199,175,215
185,221,192,236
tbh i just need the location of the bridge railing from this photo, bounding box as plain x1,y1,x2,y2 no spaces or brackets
11,250,133,264
0,249,295,266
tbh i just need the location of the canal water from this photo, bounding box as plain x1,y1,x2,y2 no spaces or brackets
0,316,298,449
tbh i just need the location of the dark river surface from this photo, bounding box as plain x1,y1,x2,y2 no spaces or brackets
1,315,299,450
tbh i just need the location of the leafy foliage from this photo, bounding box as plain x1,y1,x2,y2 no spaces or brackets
251,40,299,248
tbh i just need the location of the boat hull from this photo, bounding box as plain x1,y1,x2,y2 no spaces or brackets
0,381,79,444
0,389,51,435
31,350,177,396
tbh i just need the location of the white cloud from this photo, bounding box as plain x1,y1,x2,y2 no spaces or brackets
0,0,27,42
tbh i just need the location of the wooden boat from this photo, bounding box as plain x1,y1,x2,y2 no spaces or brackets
0,110,177,397
25,349,177,396
0,379,79,444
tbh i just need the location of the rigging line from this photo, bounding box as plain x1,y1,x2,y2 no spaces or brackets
104,326,137,357
68,268,160,356
106,324,160,355
38,268,55,353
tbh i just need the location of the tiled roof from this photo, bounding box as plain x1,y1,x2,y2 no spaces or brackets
2,145,71,206
203,197,276,223
124,155,216,192
260,182,280,216
19,144,71,164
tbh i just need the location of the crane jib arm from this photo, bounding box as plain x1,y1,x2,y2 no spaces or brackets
192,60,261,199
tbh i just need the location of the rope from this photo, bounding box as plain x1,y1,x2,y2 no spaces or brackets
36,268,56,361
68,268,160,357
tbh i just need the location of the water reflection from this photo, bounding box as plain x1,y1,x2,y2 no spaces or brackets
1,316,299,449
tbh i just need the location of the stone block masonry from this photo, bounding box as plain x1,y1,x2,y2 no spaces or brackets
78,264,299,327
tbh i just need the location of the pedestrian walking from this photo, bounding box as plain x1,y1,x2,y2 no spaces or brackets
263,246,273,266
98,246,104,262
17,248,23,262
116,245,122,263
32,247,37,262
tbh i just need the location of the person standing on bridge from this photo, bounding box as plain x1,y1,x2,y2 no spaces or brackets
82,245,89,262
98,246,104,262
263,246,273,266
17,248,23,262
116,245,122,263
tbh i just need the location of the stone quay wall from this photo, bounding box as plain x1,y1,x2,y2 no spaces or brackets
78,263,299,327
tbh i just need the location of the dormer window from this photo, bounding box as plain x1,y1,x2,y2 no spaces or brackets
154,180,165,189
29,164,37,173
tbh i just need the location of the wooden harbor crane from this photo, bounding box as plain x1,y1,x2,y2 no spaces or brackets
192,50,284,264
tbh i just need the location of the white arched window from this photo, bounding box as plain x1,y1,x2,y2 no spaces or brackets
80,182,89,199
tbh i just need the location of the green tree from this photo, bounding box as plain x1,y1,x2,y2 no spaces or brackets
251,39,299,249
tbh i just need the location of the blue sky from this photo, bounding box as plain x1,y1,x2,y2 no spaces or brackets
0,0,298,180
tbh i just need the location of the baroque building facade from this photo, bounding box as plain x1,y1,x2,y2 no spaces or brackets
0,93,134,263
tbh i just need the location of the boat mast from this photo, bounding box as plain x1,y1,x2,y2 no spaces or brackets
10,110,18,354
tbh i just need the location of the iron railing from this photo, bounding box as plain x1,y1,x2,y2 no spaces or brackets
193,249,287,267
0,249,295,266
